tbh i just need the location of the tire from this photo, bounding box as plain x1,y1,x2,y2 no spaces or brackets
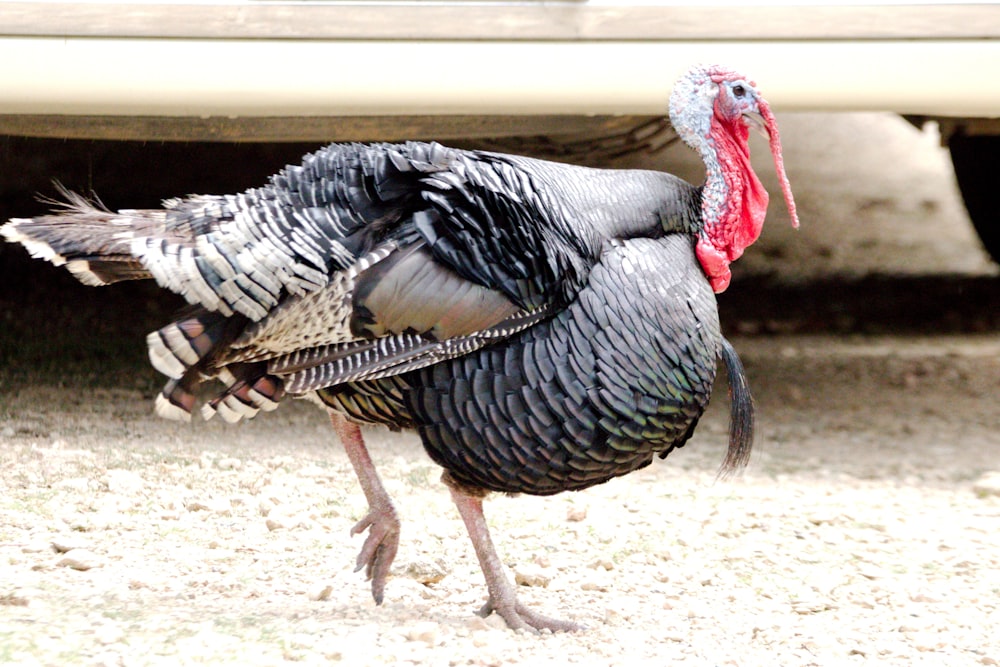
948,133,1000,264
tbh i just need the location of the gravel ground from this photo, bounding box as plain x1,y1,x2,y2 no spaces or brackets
1,335,998,666
1,113,999,665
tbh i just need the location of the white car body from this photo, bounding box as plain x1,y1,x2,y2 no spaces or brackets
1,1,998,141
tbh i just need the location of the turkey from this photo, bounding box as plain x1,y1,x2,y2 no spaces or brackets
2,63,798,632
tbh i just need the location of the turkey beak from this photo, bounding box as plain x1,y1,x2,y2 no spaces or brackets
742,111,769,140
755,98,800,229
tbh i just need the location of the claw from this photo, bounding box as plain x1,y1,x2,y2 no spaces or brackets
350,507,400,604
478,597,583,634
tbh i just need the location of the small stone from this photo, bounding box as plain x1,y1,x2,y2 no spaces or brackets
57,549,105,571
791,597,832,614
21,542,50,554
1,426,14,438
264,510,311,531
0,592,29,607
51,536,88,553
581,580,609,592
566,507,587,522
310,584,334,601
514,566,551,588
229,494,255,508
857,564,888,580
405,559,448,586
589,559,614,571
807,511,840,526
185,499,231,515
653,550,673,562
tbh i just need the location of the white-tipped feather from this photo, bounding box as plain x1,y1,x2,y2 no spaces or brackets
227,395,261,420
155,394,193,423
215,399,246,424
216,368,237,386
66,260,110,286
146,331,187,379
13,236,67,266
0,221,29,244
247,388,280,412
160,324,201,367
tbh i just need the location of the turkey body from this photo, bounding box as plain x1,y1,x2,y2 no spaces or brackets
3,62,796,632
320,233,720,496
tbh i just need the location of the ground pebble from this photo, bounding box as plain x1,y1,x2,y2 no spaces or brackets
405,559,448,585
309,584,334,602
185,499,231,515
56,549,105,571
51,536,88,554
514,566,551,588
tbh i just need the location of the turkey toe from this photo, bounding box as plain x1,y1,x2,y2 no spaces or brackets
350,506,400,604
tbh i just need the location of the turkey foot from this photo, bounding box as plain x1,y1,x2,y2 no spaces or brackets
445,474,581,633
349,502,400,603
330,412,400,605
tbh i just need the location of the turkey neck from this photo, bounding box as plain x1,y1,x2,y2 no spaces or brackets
679,113,771,293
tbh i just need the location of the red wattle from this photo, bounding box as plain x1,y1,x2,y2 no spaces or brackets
696,237,732,293
707,114,770,264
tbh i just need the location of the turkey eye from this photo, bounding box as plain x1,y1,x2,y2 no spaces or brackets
732,85,746,98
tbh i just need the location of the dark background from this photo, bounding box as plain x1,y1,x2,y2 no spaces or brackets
1,134,998,394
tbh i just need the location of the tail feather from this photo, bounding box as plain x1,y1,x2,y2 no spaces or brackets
717,336,755,478
146,311,240,380
155,377,199,423
201,367,285,423
1,187,161,285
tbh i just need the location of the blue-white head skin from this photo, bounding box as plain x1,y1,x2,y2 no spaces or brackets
669,64,799,293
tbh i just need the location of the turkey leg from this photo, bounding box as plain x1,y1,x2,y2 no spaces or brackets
445,474,581,633
329,412,400,604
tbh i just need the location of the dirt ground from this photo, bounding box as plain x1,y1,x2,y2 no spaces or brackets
1,113,999,666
